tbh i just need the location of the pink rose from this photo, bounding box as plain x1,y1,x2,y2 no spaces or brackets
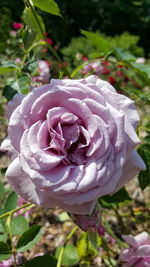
120,232,150,266
32,60,50,84
0,257,14,267
81,61,103,75
15,196,34,218
0,75,145,215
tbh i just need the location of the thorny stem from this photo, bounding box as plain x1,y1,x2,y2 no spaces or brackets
56,246,65,267
24,0,71,77
0,203,34,266
56,226,78,267
0,203,34,219
6,214,17,267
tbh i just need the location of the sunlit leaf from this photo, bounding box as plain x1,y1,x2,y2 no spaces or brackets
0,64,18,74
22,29,37,51
129,61,150,81
23,7,45,40
114,47,136,61
10,216,29,236
32,0,61,17
99,187,131,209
81,30,110,55
55,244,80,266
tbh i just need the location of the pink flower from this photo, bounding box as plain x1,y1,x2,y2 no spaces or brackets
81,61,103,75
0,75,145,215
33,60,50,84
15,58,22,65
13,22,23,30
15,196,34,218
9,30,17,37
0,257,13,267
120,232,150,266
136,57,146,64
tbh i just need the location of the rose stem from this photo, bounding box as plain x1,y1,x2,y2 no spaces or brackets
56,226,78,267
24,0,71,78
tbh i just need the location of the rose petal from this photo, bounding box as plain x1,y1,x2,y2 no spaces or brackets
122,232,150,248
6,157,40,204
6,93,25,120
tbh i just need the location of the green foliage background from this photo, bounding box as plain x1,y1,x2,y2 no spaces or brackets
1,0,150,56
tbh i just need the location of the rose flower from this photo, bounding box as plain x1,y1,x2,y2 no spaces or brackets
0,75,145,215
120,232,150,266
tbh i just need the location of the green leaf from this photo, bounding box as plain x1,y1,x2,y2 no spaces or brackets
10,216,29,235
56,244,80,266
87,230,98,250
89,51,105,59
0,63,18,74
32,0,61,17
99,187,131,209
4,192,18,212
0,241,11,261
23,254,57,267
63,244,80,266
23,29,37,51
129,61,150,81
57,212,70,222
76,232,99,259
2,85,18,101
0,182,5,201
81,30,110,55
77,233,87,258
138,144,150,190
16,225,43,252
23,60,38,73
18,75,31,94
114,47,136,61
23,7,45,40
0,224,5,234
0,223,7,242
0,241,10,254
0,233,8,243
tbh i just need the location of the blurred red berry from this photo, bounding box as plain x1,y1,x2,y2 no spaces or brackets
116,70,124,77
63,61,68,66
108,76,116,85
118,64,123,68
82,56,88,61
102,67,110,75
102,60,110,66
46,38,53,45
13,22,23,30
